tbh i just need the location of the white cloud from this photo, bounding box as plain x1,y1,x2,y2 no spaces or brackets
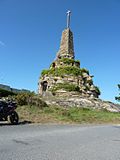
0,41,5,46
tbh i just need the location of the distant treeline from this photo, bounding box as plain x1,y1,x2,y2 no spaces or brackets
0,84,30,98
0,88,16,97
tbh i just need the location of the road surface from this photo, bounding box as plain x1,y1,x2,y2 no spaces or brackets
0,124,120,160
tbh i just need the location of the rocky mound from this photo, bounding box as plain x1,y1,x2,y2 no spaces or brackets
42,95,120,113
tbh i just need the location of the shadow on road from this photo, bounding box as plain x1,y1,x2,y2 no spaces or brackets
0,120,32,126
113,125,120,128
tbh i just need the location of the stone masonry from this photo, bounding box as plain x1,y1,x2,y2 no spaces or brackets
38,12,100,98
57,28,74,59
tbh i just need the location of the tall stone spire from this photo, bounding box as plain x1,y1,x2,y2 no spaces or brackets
38,11,100,99
57,11,74,59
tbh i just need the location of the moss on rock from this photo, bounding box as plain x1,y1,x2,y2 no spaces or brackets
41,66,90,78
49,83,80,93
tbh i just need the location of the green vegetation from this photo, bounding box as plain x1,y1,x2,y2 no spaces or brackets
115,84,120,101
60,58,75,64
41,66,89,77
94,86,101,96
58,58,80,65
41,66,81,77
50,83,80,93
75,60,80,63
15,92,35,106
41,69,50,76
0,88,16,97
80,68,89,75
14,92,47,107
17,105,120,124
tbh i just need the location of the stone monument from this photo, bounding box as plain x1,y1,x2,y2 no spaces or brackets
38,11,100,98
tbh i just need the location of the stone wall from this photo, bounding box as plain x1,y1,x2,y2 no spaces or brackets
39,69,100,98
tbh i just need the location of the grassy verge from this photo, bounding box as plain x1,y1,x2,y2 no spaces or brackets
16,105,120,124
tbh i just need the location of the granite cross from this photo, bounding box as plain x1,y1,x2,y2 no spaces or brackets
67,10,71,28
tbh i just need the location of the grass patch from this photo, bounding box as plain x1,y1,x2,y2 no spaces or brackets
49,83,80,92
41,66,90,77
16,105,120,124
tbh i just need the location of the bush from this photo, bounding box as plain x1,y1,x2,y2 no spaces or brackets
15,92,48,108
94,86,101,95
75,60,80,63
15,92,35,106
81,68,89,75
41,69,50,76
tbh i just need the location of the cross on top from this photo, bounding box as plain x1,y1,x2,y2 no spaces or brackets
67,10,71,28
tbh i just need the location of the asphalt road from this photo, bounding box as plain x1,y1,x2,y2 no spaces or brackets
0,124,120,160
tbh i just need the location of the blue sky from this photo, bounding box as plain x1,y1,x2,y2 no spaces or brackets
0,0,120,102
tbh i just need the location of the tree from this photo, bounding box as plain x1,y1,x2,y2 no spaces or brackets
115,84,120,101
